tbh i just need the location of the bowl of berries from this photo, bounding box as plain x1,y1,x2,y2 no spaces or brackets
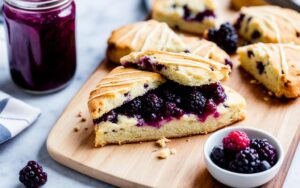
204,127,284,188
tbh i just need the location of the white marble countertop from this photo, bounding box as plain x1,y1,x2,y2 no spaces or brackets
0,0,298,187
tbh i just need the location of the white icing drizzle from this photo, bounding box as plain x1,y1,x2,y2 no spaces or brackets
141,25,161,51
191,41,211,54
115,25,140,43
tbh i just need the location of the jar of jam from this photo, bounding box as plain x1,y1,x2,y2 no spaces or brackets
2,0,76,94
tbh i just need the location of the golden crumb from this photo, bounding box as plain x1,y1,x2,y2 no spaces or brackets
263,97,270,101
186,138,191,142
268,91,273,96
157,148,170,159
170,148,177,155
74,126,80,132
81,118,86,122
156,137,171,148
250,79,258,84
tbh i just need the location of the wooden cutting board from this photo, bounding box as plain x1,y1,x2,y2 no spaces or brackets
47,1,300,187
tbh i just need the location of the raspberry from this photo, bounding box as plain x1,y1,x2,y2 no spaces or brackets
223,131,250,151
19,161,47,188
250,139,278,166
207,22,238,54
228,148,260,173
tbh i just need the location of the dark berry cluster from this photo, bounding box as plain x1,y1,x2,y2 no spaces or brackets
210,131,278,173
97,81,227,127
208,22,238,54
19,161,47,188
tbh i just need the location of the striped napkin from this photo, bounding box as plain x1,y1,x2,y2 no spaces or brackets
0,91,40,144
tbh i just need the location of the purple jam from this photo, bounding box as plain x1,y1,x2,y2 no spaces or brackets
182,5,215,22
123,56,167,72
3,0,76,93
94,81,227,128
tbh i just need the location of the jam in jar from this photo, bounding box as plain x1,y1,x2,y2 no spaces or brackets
3,0,76,94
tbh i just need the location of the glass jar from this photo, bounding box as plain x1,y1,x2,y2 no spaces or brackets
2,0,76,94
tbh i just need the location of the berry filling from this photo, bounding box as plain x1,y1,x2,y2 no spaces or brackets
94,81,227,128
123,56,167,72
182,5,215,22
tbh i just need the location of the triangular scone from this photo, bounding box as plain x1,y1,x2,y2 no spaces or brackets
235,6,300,44
180,35,233,68
107,20,186,63
238,43,300,98
88,67,246,147
88,67,166,119
120,50,230,86
152,0,217,34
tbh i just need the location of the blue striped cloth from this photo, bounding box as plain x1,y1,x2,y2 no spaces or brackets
0,91,40,144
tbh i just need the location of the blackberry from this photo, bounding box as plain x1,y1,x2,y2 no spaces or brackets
127,98,142,114
19,160,47,188
163,102,184,118
162,89,182,104
208,22,238,54
257,160,272,172
186,90,206,113
210,146,228,168
100,110,118,123
250,139,278,166
143,93,163,113
229,148,260,173
204,83,226,104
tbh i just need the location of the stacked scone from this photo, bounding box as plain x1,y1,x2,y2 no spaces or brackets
88,49,246,146
235,6,300,98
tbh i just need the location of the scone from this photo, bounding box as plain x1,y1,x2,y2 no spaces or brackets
231,0,268,10
235,6,300,44
152,0,217,34
107,20,186,63
88,67,246,147
120,50,230,86
180,35,233,68
238,43,300,98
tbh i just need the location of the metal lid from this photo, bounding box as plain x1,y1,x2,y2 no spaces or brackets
4,0,72,10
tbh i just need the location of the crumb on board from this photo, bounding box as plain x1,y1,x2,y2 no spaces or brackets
157,148,170,159
74,126,80,132
156,137,171,148
186,138,191,142
263,97,270,101
170,148,177,155
81,118,86,122
84,127,89,131
268,91,273,96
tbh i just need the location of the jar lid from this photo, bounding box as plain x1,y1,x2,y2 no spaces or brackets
4,0,71,10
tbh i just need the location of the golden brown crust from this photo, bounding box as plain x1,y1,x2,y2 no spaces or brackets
120,50,230,86
88,67,166,119
107,20,186,63
238,6,300,44
238,43,300,98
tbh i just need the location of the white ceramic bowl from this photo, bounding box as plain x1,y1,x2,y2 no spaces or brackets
204,127,284,188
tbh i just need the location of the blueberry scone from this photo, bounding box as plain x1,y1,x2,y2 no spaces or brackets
181,36,233,69
235,6,300,44
152,0,217,34
107,20,186,63
238,43,300,98
120,50,230,86
88,69,246,147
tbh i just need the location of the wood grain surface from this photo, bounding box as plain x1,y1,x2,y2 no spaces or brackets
47,1,300,187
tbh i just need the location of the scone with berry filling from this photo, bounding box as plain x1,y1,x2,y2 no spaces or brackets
88,67,246,147
107,20,186,63
180,35,233,69
238,43,300,98
152,0,217,34
120,50,230,86
235,6,300,44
